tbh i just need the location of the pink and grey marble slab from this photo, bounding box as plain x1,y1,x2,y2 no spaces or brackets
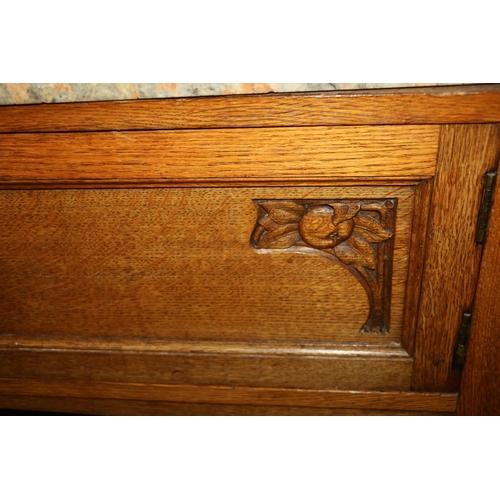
0,83,465,105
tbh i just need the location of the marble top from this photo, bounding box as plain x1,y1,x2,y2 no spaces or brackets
0,83,464,105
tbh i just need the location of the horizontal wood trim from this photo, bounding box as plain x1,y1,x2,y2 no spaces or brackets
0,395,454,416
0,85,499,133
0,378,458,412
0,336,409,358
0,178,428,189
0,126,438,185
0,349,412,392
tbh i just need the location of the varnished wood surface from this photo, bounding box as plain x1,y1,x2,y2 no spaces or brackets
0,348,412,391
0,85,499,134
0,336,408,356
251,198,397,334
0,378,458,412
401,180,433,355
2,88,500,412
412,124,500,392
0,186,413,344
0,126,438,186
458,179,500,415
0,395,454,416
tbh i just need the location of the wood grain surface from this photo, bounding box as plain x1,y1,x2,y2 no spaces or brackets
458,175,500,415
0,378,458,412
0,186,413,344
0,335,410,357
412,124,500,392
0,349,412,391
0,126,438,186
0,85,498,134
3,88,499,413
251,198,397,334
0,395,454,416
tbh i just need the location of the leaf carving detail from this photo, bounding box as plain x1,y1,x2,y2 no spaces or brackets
251,198,396,334
259,214,280,231
331,202,361,225
354,215,392,243
258,224,301,249
261,201,306,224
334,234,376,270
254,199,392,268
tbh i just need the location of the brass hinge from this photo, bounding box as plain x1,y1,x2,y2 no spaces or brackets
453,312,472,367
476,170,498,244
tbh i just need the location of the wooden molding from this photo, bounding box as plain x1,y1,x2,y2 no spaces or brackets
0,84,499,134
401,179,434,355
0,395,455,415
0,378,458,412
0,335,409,357
0,348,413,392
251,199,396,334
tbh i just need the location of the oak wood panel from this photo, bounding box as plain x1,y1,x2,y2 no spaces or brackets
0,349,412,391
458,179,500,415
0,85,499,134
0,126,439,186
0,186,413,344
0,378,458,412
0,396,454,416
412,124,500,392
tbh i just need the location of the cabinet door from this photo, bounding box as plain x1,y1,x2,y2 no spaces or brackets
0,98,498,414
458,161,500,415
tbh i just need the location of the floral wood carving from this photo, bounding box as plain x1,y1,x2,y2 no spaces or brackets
250,199,397,334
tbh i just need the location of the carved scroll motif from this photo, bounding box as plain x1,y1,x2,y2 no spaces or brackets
250,199,397,334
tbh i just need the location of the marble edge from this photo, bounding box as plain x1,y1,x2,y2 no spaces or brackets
0,83,469,105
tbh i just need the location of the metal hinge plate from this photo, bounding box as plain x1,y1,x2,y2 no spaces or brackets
453,312,472,367
476,170,498,244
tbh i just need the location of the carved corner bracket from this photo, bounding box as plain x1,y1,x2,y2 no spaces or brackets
250,199,397,334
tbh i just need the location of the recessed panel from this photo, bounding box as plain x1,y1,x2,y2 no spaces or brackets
0,186,413,344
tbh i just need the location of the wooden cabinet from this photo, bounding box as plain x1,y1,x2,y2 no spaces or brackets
0,85,499,415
